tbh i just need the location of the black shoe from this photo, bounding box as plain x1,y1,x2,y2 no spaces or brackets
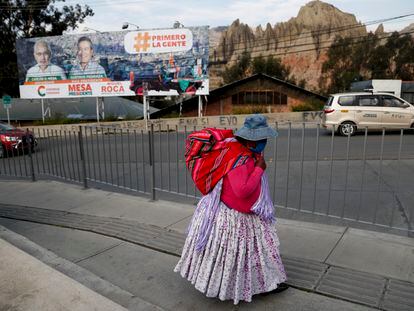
270,283,289,294
272,282,289,293
260,283,289,296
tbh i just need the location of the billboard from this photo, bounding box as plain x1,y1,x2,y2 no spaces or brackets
16,26,209,99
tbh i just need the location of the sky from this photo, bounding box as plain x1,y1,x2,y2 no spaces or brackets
65,0,414,33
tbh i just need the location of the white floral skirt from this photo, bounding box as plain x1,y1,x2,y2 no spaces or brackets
174,202,287,304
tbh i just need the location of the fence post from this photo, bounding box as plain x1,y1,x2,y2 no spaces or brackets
78,126,88,189
27,128,36,182
149,123,156,201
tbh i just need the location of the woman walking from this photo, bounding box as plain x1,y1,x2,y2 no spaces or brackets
174,114,287,304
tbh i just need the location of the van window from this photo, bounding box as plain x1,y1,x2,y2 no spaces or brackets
382,95,405,108
338,96,356,106
325,96,334,107
358,96,380,107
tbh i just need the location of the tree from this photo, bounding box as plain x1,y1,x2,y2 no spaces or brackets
320,32,414,93
0,0,93,96
367,45,393,78
389,33,414,80
252,54,266,74
319,36,361,93
264,55,290,80
224,52,291,85
298,79,306,88
222,51,251,84
251,54,290,80
396,45,414,81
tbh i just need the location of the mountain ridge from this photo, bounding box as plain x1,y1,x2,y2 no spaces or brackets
208,0,413,91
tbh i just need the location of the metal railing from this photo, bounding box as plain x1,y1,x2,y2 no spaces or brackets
0,123,413,236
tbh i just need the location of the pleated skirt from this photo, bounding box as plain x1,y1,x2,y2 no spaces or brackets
174,202,287,304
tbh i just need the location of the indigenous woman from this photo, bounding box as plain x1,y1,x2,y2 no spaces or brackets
174,114,287,304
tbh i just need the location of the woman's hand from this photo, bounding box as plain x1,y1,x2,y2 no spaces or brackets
255,155,266,170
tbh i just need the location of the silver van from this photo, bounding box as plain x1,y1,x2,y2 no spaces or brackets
322,92,414,136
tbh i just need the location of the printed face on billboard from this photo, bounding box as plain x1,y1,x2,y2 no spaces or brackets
16,26,209,99
33,42,51,71
77,39,93,65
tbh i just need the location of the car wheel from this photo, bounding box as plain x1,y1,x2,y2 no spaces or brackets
338,122,356,136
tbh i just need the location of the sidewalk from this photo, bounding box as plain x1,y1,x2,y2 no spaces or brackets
0,179,413,311
0,237,127,311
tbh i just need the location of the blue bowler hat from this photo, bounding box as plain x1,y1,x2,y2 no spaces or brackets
235,114,278,141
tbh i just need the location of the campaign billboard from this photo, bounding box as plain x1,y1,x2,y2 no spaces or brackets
16,26,209,99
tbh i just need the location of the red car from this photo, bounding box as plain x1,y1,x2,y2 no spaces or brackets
0,122,37,158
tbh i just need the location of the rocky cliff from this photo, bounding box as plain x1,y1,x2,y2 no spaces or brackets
209,0,368,90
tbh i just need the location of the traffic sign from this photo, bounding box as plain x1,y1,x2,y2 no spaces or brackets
2,95,11,107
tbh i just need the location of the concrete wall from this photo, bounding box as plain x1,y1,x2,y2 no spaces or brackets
26,111,323,136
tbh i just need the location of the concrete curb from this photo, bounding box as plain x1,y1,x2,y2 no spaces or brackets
0,224,165,311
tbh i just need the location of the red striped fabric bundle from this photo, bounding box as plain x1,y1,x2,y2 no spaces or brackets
185,128,253,195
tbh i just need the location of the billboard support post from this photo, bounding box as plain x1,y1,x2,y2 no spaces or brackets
143,95,147,120
6,107,10,125
2,95,11,125
101,97,105,120
198,96,202,117
143,95,148,130
96,97,100,124
41,99,45,124
143,81,149,130
147,98,150,120
41,99,50,122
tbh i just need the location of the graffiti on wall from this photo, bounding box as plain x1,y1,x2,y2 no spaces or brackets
302,111,323,122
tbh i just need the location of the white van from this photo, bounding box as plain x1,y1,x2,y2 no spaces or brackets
322,92,414,136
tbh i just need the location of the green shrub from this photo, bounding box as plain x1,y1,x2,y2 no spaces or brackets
103,114,118,121
291,99,324,112
232,105,269,115
33,118,84,125
161,112,181,118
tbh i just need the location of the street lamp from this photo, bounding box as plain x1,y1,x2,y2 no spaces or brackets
122,22,139,30
83,27,102,33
